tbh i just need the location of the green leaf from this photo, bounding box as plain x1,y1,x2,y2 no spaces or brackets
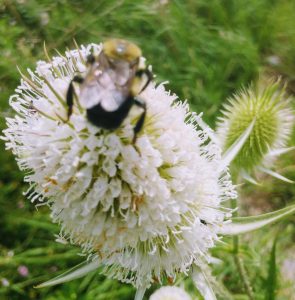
241,170,260,185
258,167,294,184
218,119,255,173
36,259,99,288
265,239,277,300
191,262,234,300
134,286,147,300
192,265,217,300
219,204,295,235
268,146,295,157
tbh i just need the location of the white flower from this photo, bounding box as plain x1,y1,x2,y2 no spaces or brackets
149,286,191,300
3,43,236,292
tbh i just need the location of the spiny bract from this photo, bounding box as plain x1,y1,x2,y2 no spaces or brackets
217,80,294,173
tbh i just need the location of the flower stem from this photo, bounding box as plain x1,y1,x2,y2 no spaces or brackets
231,199,255,300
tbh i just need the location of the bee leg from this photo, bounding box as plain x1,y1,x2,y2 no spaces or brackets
136,69,153,94
86,54,95,65
66,75,84,120
132,99,146,143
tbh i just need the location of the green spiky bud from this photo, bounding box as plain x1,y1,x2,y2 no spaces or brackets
217,79,294,174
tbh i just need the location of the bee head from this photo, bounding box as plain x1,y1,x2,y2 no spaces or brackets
103,39,142,64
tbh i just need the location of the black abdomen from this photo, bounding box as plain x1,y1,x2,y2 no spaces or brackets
86,96,134,130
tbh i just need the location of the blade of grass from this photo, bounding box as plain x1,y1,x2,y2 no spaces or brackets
265,239,277,300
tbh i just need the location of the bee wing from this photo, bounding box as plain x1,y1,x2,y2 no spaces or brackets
79,80,103,109
79,76,127,112
100,90,126,112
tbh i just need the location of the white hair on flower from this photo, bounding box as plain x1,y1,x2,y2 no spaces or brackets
3,43,236,295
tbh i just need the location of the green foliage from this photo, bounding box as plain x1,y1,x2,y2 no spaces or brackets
265,239,277,300
0,1,294,299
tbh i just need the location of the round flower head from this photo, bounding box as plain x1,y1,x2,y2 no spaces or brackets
3,43,236,293
217,79,294,175
149,286,191,300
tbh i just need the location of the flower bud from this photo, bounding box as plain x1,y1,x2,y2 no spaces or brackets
217,79,294,175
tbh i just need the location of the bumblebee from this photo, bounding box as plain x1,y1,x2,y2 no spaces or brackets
66,39,153,141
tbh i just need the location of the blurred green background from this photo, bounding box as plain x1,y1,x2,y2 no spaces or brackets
0,0,294,299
